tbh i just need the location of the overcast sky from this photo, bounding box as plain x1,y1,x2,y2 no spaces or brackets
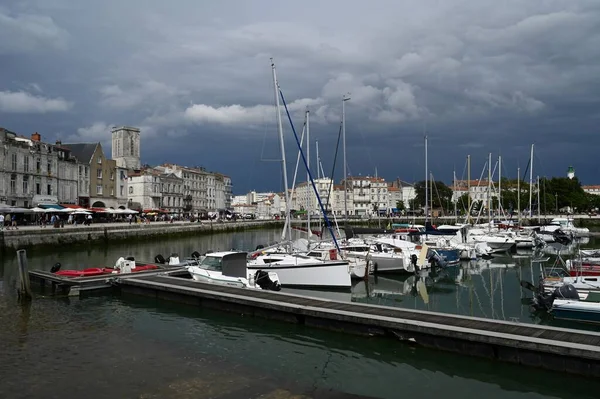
1,0,599,193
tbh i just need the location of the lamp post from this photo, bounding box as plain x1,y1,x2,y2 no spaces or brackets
555,193,558,215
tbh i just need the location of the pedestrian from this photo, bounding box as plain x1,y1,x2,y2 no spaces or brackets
5,213,10,230
11,214,18,230
87,214,92,225
0,214,4,231
128,214,133,225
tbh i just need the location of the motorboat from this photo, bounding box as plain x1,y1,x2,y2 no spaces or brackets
187,251,281,291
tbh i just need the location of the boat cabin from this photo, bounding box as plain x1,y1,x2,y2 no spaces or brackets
199,251,249,277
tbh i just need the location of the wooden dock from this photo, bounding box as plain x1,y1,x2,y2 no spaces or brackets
28,268,600,377
115,272,600,377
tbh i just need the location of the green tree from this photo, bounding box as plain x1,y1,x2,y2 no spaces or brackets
456,193,471,213
413,180,453,212
395,200,405,211
542,177,588,212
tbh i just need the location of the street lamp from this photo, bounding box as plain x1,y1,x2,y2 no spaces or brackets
555,193,558,215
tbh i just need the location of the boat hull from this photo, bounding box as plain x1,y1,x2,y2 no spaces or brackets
247,262,351,289
552,300,600,323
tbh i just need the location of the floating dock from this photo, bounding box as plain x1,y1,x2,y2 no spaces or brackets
29,268,600,377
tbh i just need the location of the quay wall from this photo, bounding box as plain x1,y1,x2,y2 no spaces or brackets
0,220,284,252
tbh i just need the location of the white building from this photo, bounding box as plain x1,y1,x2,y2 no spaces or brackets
115,166,129,208
154,164,209,216
340,176,388,216
160,173,184,214
452,179,498,205
583,185,600,195
0,129,80,207
291,178,333,215
111,126,141,170
330,184,354,216
128,169,162,211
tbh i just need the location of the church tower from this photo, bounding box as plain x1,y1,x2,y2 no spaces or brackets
111,126,141,170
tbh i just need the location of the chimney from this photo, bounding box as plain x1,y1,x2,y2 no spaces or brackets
31,132,41,142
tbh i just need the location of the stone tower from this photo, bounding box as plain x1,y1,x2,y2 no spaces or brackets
111,126,141,170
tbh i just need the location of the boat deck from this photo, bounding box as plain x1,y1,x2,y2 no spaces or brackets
116,273,600,376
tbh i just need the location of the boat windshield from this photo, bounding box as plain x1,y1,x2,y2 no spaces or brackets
200,256,222,271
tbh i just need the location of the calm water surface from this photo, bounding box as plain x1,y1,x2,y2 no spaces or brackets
1,229,600,398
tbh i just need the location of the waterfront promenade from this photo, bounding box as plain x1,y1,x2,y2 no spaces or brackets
0,219,283,251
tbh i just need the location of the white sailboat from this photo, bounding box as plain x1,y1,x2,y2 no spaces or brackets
246,60,352,290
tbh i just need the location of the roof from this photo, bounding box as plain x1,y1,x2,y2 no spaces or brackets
583,185,600,190
62,143,98,164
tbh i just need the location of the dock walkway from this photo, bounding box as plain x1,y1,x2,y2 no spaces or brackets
116,272,600,377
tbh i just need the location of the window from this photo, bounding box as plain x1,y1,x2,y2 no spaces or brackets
10,174,16,193
36,183,41,195
85,167,88,178
97,169,102,179
79,166,82,175
110,188,114,196
47,162,52,174
22,176,28,194
23,201,28,208
47,184,52,195
97,157,102,164
96,185,103,195
129,186,133,194
110,171,114,180
120,186,124,196
24,157,29,172
11,154,17,171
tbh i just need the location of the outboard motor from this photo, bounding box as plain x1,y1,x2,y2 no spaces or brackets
168,253,180,265
191,251,201,259
254,270,281,291
553,229,572,246
410,254,419,273
533,282,579,311
154,254,166,264
126,256,135,261
554,284,579,300
428,251,448,269
255,244,265,251
50,262,62,273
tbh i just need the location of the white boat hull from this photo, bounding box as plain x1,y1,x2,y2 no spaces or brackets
247,262,351,289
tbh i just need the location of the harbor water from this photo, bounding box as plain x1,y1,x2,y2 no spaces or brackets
1,228,600,398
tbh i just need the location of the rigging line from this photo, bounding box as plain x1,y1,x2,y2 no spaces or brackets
279,88,341,252
288,119,308,210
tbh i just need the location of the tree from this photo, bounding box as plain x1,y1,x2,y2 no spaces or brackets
395,200,405,211
456,193,471,214
542,177,588,212
413,180,453,212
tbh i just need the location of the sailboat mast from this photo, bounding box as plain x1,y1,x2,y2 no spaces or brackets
271,59,292,242
517,167,521,225
488,152,492,225
528,144,534,218
315,140,320,180
342,94,351,219
537,176,541,223
467,155,471,223
453,169,457,223
306,109,311,236
425,135,428,223
498,155,502,214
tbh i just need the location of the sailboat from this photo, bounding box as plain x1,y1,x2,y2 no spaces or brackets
246,59,352,290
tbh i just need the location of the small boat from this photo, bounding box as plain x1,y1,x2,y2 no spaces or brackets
51,257,160,278
532,281,600,324
187,251,281,291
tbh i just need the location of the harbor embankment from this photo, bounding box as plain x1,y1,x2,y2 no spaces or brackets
0,220,284,252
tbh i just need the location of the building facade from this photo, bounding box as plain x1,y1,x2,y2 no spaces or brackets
0,129,80,207
291,178,333,215
340,176,389,216
160,173,184,214
128,169,162,211
64,142,120,208
111,126,141,170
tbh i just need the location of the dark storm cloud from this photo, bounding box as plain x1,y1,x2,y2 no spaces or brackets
1,0,599,192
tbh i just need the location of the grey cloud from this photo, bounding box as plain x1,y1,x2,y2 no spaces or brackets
1,0,599,192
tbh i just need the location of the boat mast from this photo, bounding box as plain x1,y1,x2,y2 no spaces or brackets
517,167,521,226
528,144,534,218
342,94,351,220
537,175,541,224
498,155,502,216
488,152,492,227
425,135,428,224
315,140,320,180
271,59,292,243
306,108,311,238
467,155,471,223
453,169,457,224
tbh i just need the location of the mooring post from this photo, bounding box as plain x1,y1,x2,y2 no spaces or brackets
16,249,32,300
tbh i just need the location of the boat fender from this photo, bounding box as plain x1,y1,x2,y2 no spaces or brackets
255,270,281,291
329,249,337,260
154,254,166,264
50,262,62,273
